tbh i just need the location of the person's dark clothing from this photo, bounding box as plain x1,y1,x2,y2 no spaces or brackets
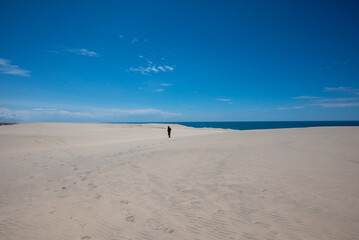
167,126,172,138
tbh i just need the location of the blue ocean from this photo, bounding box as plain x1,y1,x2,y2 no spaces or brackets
172,121,359,131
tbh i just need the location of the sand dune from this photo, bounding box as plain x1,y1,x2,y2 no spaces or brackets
0,123,358,240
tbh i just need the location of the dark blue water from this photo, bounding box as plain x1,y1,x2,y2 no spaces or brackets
173,121,359,130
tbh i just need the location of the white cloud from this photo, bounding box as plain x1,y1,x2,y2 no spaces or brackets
129,56,175,75
111,108,178,116
129,65,175,75
139,55,153,65
33,108,57,111
313,103,359,108
129,67,153,75
131,37,139,43
164,66,174,71
277,106,305,110
157,66,166,72
153,89,164,92
66,48,98,57
0,107,181,122
319,59,352,70
216,98,233,104
151,66,159,73
292,96,319,99
160,83,172,86
101,108,181,117
318,98,359,102
324,86,352,92
284,86,359,109
0,58,31,77
324,86,359,95
311,97,359,108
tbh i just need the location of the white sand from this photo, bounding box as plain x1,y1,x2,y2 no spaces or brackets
0,123,358,240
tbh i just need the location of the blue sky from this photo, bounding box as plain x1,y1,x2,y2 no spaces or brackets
1,0,359,122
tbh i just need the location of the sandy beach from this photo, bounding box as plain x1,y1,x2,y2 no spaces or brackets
0,123,358,240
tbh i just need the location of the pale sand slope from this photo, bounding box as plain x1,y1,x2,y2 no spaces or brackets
0,123,359,240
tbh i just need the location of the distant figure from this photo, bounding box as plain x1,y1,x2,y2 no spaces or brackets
167,126,172,138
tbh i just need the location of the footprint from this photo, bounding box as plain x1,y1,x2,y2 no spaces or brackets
191,200,201,208
88,183,97,189
80,176,87,181
147,218,163,230
95,193,102,199
81,236,91,239
255,221,270,229
131,164,139,169
49,210,56,214
126,215,135,223
163,227,174,234
217,209,225,214
147,219,174,233
119,200,129,204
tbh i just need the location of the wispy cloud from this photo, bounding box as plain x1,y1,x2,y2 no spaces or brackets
104,108,180,116
131,37,139,44
318,98,359,102
287,86,359,109
48,50,60,54
277,106,305,110
66,48,98,57
153,89,164,92
119,35,147,44
157,66,165,71
312,103,359,108
216,99,233,104
311,96,359,108
33,108,57,111
129,56,175,75
319,58,353,70
164,66,174,71
139,82,173,93
0,58,31,77
292,96,319,99
216,98,231,102
0,107,182,122
324,86,359,95
139,55,153,65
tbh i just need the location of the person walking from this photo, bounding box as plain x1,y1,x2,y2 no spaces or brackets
167,126,172,138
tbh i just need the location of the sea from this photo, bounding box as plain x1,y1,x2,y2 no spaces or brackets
168,121,359,131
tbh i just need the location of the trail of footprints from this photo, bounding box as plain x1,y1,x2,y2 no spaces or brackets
49,150,177,239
